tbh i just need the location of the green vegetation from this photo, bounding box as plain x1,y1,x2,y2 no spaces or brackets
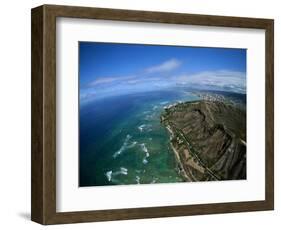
161,99,246,182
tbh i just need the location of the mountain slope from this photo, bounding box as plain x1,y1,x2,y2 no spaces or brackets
161,100,246,181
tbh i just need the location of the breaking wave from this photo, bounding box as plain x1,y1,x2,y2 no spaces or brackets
138,124,146,132
113,135,137,158
140,143,150,157
105,171,112,182
151,178,158,184
138,124,152,132
140,143,150,164
105,167,128,182
126,141,137,148
136,176,140,184
142,158,148,164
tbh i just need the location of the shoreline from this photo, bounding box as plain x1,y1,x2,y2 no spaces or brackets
164,124,193,182
160,98,246,182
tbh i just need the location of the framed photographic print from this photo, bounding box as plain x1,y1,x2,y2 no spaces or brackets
31,4,274,225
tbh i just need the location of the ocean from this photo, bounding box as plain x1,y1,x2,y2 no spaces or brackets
79,89,201,186
79,89,246,187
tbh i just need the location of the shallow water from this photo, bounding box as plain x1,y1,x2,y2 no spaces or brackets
79,89,201,186
79,89,247,186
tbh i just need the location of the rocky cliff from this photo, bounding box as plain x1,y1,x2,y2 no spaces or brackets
161,100,246,181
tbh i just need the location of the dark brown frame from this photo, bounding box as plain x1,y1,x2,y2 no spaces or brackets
31,4,274,225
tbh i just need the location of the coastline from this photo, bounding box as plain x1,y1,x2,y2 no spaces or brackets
163,122,207,182
164,124,193,182
160,98,246,182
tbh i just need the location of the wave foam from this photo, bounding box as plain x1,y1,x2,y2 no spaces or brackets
151,178,158,184
136,176,140,184
113,135,135,158
140,143,150,164
140,143,150,157
142,158,148,164
138,124,152,132
138,124,146,132
105,171,112,182
126,141,137,148
119,167,128,175
106,167,128,182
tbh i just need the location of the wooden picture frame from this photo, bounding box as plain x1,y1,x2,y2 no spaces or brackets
31,4,274,225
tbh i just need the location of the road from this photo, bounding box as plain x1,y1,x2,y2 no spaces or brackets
168,122,220,181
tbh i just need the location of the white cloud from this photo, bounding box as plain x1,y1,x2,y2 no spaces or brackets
86,75,135,87
145,58,181,73
81,66,246,105
175,70,246,93
83,58,181,89
80,69,246,103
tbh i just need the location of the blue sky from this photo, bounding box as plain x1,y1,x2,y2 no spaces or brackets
79,42,246,102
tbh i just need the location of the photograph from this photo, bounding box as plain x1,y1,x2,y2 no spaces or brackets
79,42,247,187
30,4,274,224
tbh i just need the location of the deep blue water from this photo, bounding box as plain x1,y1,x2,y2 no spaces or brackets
79,89,246,187
79,90,200,186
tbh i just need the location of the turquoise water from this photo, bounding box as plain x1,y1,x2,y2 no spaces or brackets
79,90,199,186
